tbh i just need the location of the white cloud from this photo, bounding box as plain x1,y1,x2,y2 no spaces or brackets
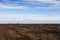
24,0,56,3
0,0,60,9
0,14,60,23
23,0,60,9
35,0,56,3
0,14,60,20
0,4,29,9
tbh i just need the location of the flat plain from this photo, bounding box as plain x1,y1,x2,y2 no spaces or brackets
0,24,60,40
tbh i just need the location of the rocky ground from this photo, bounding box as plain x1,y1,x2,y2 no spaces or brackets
0,24,60,40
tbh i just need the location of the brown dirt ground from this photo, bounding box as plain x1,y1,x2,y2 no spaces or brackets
0,24,60,40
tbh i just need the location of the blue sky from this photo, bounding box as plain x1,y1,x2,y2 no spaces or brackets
0,0,60,24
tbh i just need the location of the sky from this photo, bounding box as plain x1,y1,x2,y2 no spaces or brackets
0,0,60,24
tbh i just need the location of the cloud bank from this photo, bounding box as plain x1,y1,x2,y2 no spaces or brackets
0,0,60,9
0,14,60,23
0,0,60,23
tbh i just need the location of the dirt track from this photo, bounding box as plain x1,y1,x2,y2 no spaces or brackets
0,24,60,40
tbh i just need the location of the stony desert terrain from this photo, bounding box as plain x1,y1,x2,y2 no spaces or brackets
0,24,60,40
